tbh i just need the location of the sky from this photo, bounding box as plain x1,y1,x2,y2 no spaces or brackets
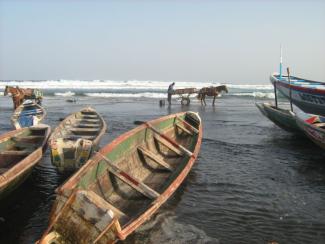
0,0,324,83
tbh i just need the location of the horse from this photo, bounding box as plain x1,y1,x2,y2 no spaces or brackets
197,85,228,106
4,86,43,109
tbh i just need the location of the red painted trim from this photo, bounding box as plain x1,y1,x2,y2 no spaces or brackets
275,78,325,95
120,171,139,186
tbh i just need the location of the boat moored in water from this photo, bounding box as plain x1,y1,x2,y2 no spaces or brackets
270,73,325,117
39,111,202,243
49,107,107,172
0,125,51,199
11,100,46,129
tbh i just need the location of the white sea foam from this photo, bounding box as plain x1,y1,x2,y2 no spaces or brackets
84,92,167,98
0,80,272,91
232,92,275,99
54,91,76,96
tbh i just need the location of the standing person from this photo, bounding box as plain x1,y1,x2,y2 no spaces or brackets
167,82,175,106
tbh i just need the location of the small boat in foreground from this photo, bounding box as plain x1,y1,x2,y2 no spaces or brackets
270,73,325,116
39,112,202,243
256,102,301,133
296,114,325,149
0,125,51,199
11,100,46,129
49,107,107,172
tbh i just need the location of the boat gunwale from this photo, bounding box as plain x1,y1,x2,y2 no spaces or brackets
270,73,325,95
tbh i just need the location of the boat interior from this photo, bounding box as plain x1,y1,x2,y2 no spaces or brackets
55,109,103,142
55,112,201,239
13,103,44,128
0,127,48,174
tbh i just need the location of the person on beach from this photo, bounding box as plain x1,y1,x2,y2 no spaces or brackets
167,82,175,105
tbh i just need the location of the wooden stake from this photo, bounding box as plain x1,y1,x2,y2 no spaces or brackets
287,67,293,112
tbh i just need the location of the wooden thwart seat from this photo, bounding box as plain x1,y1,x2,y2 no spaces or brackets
0,150,33,156
12,135,44,141
153,135,183,156
69,128,100,132
175,123,194,136
146,123,193,157
63,135,96,140
138,146,173,171
175,116,199,134
82,115,98,119
97,153,160,200
75,119,100,123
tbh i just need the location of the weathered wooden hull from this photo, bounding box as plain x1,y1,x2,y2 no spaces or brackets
256,102,301,133
49,107,107,172
11,101,46,129
270,73,325,117
39,112,202,243
296,116,325,150
0,125,51,200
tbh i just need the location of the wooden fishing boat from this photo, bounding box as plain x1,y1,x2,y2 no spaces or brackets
296,114,325,149
0,125,51,199
270,73,325,116
256,102,301,133
39,111,202,243
49,107,107,172
11,100,46,129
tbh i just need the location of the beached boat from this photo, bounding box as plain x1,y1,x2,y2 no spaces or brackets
0,125,51,199
11,100,46,129
256,102,301,133
49,107,107,172
39,111,202,243
296,115,325,149
270,73,325,116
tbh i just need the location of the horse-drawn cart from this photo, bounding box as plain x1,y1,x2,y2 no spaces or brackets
173,88,198,105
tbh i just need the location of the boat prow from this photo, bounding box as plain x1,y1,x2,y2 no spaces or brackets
295,114,325,149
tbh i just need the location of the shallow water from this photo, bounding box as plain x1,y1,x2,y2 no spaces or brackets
0,95,325,244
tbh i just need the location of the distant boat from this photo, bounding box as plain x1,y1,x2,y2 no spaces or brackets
49,107,106,172
0,125,51,199
270,73,325,116
11,100,46,129
39,112,202,244
256,102,302,133
296,114,325,149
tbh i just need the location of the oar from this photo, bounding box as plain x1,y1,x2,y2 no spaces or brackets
274,79,278,108
287,67,293,112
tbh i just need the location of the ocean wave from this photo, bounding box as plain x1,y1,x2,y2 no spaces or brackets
84,92,167,98
232,92,275,99
54,91,76,96
0,80,272,91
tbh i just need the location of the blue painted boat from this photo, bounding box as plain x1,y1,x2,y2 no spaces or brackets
11,100,46,129
270,73,325,116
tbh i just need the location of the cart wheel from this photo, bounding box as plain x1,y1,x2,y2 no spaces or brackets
181,97,190,106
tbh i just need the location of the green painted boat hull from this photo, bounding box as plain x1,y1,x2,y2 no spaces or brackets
256,102,302,133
